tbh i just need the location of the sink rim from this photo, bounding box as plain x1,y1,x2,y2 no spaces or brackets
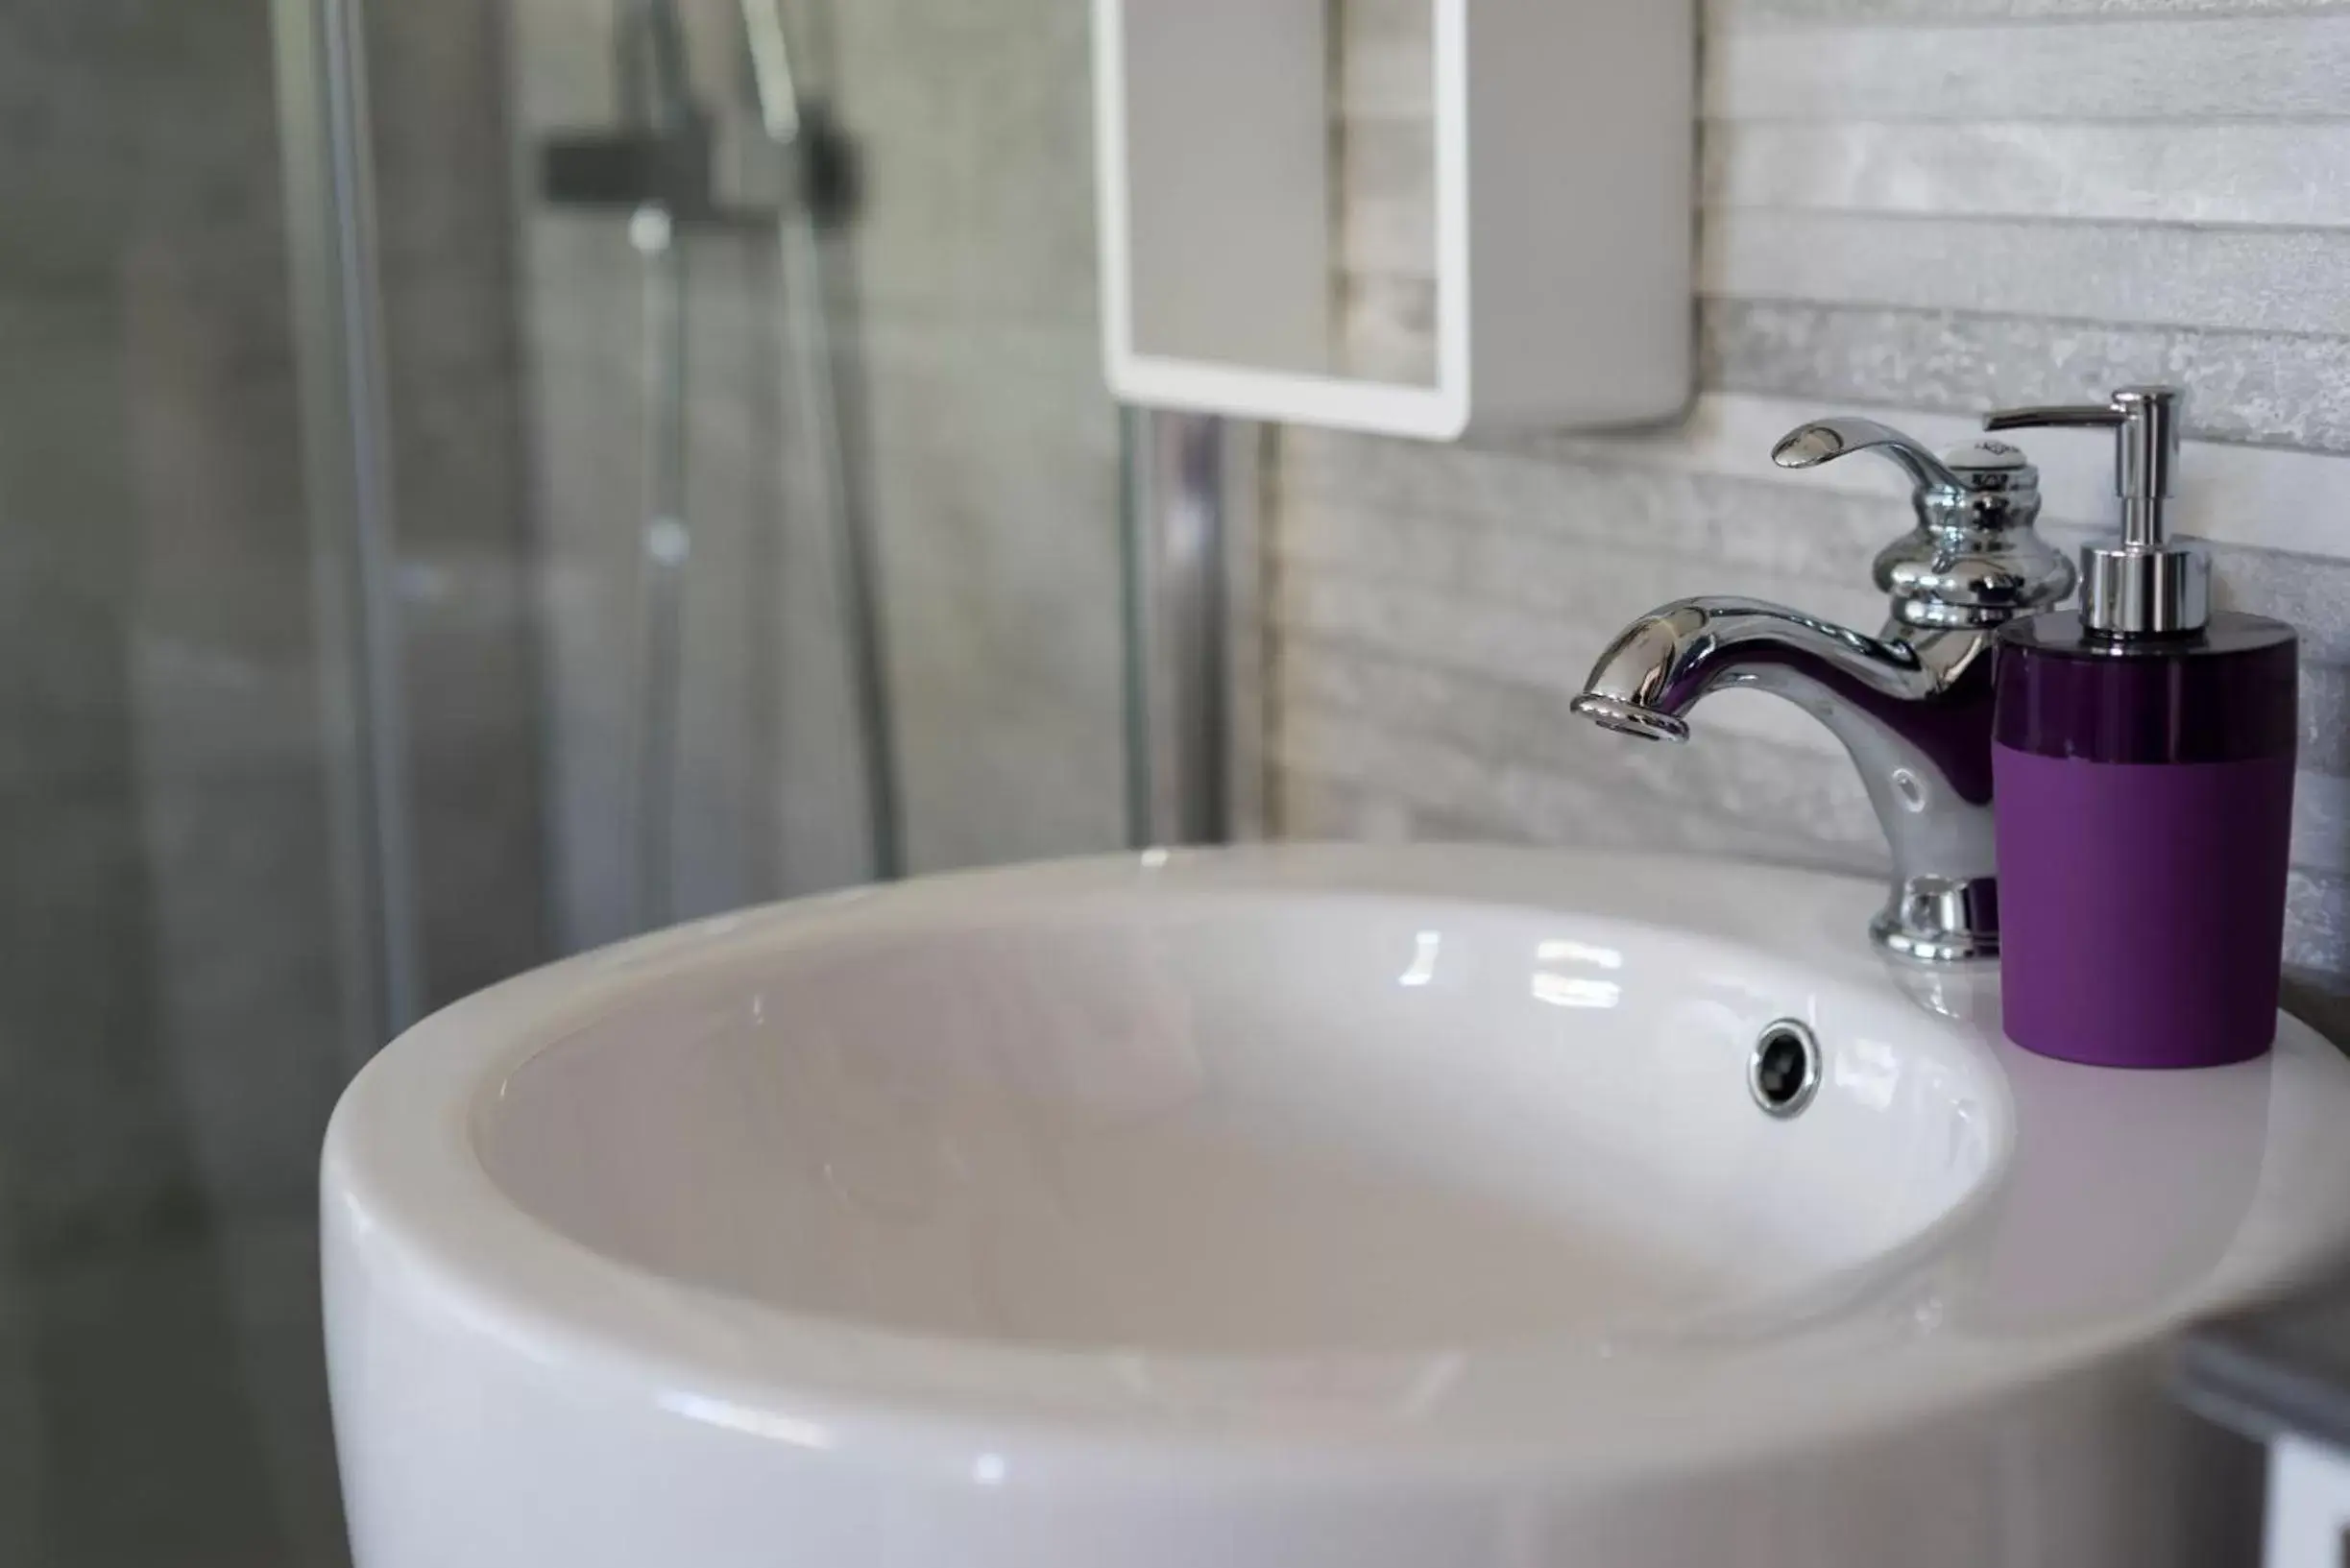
323,843,2350,1483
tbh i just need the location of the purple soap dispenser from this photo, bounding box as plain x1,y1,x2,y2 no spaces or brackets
1984,388,2298,1068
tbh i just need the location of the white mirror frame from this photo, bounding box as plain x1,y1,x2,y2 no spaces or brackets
1092,0,1694,441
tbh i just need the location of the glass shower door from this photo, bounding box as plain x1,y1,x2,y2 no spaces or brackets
0,3,362,1561
0,1,1145,1562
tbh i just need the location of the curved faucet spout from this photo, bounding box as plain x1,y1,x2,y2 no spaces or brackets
1573,595,1999,963
1573,596,1936,737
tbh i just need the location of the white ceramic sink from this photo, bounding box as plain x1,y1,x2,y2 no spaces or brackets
323,846,2350,1568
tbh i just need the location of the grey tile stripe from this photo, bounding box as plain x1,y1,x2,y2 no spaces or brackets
1712,0,2350,22
1703,299,2350,454
1712,13,2350,121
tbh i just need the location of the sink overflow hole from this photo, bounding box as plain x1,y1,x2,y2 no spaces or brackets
1749,1020,1822,1119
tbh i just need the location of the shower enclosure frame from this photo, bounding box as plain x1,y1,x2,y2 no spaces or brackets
271,0,424,1054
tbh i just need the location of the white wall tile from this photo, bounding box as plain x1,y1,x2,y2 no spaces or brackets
1710,15,2350,122
1709,122,2350,227
1705,212,2350,336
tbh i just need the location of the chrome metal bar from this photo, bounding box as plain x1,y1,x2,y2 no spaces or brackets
781,213,904,882
623,202,690,932
611,0,710,933
739,0,805,141
623,0,694,133
1125,409,1247,847
739,0,904,881
271,0,424,1050
1220,423,1268,841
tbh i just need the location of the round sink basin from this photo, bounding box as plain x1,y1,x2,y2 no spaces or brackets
324,845,2350,1568
476,882,1997,1357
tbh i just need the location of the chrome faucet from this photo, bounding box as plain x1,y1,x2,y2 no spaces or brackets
1572,419,2074,962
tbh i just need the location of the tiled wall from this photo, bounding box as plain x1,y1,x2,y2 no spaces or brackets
1277,0,2350,1026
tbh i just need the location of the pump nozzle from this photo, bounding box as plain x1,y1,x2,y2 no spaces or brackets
1984,387,2205,636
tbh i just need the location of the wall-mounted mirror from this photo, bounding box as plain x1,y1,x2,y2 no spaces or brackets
1094,0,1694,440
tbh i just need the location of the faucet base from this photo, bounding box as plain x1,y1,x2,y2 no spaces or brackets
1871,875,2000,964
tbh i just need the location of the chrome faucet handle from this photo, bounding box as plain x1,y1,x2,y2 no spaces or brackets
1771,416,1968,497
1770,415,2074,629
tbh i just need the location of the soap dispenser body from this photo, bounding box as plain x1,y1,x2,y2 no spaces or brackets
1993,612,2298,1068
